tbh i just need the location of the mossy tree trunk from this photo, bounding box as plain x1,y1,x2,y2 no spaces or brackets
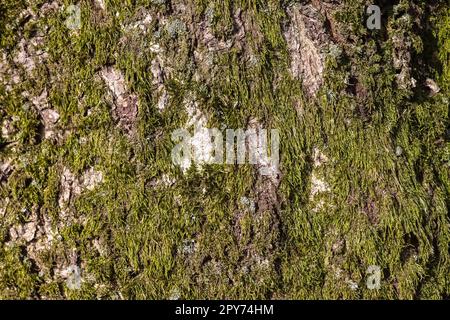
0,0,449,299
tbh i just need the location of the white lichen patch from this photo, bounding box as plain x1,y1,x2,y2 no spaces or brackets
166,18,186,38
180,239,196,255
168,287,181,300
9,220,38,243
57,250,83,291
101,67,128,99
240,196,256,213
94,0,106,11
179,96,215,173
61,265,82,290
310,173,330,198
41,109,60,125
309,147,332,212
82,168,104,191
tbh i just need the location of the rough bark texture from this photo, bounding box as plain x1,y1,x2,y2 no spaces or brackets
0,0,449,299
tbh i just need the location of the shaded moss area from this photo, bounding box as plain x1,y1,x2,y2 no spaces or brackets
0,0,449,299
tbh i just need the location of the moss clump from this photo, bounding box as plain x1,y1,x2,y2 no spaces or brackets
0,0,449,299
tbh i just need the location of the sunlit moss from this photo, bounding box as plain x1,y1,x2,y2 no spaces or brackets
0,0,448,299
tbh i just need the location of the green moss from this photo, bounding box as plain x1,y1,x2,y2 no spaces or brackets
0,0,449,299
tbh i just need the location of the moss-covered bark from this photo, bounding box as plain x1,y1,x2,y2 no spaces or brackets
0,0,449,299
